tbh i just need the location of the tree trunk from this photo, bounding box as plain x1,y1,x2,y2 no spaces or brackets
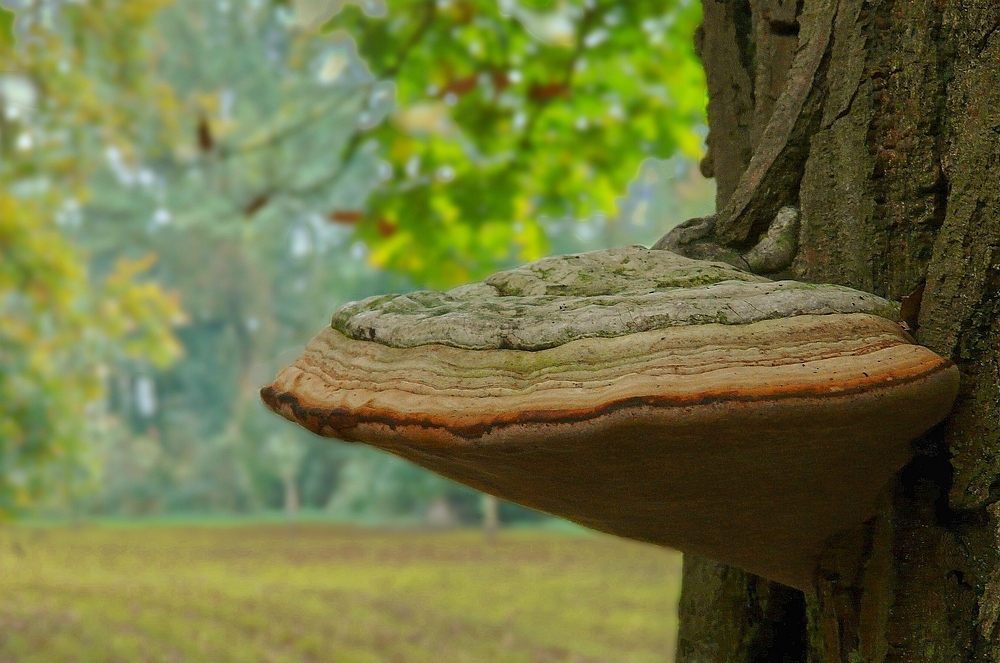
678,1,1000,661
482,493,499,544
284,470,300,520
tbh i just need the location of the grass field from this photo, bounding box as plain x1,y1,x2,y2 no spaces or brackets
0,523,681,663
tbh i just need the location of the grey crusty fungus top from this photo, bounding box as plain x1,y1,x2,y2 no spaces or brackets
331,246,899,351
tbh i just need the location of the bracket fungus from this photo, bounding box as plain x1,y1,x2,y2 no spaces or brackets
261,246,958,590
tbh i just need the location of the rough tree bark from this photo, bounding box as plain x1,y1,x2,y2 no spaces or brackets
677,1,1000,661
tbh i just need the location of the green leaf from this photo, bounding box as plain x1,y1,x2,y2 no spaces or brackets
0,7,15,46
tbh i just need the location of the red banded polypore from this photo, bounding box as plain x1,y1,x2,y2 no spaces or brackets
261,247,958,589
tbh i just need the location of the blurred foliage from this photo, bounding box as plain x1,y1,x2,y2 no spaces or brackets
311,0,706,286
0,0,183,518
2,0,710,522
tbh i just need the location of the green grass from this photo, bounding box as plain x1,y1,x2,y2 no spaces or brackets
0,523,681,662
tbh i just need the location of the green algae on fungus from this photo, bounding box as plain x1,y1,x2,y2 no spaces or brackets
330,246,900,351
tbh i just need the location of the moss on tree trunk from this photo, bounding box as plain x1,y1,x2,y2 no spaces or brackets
678,1,1000,661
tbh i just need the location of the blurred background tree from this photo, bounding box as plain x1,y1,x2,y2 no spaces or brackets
0,0,183,518
0,0,712,525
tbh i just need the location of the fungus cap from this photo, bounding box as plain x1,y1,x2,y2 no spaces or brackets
261,247,958,589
